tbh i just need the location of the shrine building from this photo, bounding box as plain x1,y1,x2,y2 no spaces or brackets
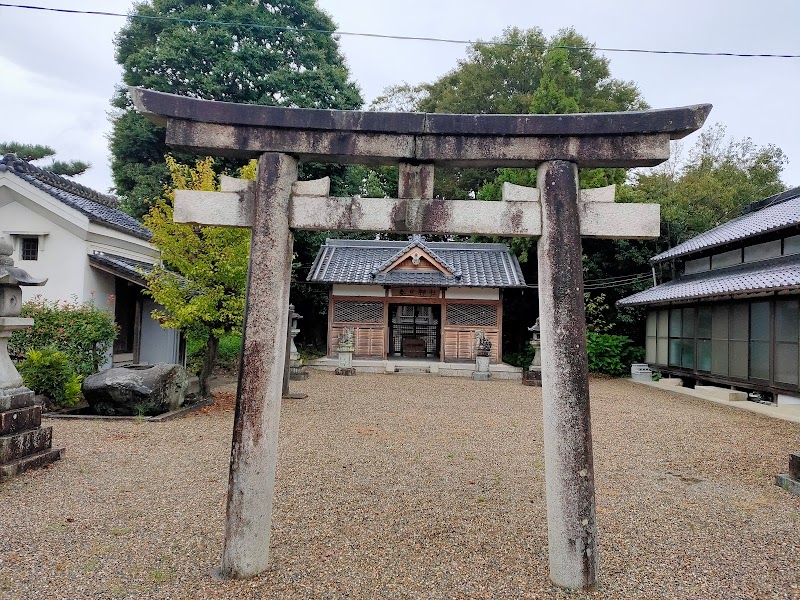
307,235,526,363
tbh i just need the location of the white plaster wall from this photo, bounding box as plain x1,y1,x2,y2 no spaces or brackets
0,193,89,303
445,287,499,300
332,284,385,297
84,265,116,313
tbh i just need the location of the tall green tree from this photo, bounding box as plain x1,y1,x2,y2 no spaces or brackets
110,0,363,218
144,156,251,397
0,142,90,176
413,27,646,205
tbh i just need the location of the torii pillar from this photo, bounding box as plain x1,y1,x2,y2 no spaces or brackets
131,87,710,589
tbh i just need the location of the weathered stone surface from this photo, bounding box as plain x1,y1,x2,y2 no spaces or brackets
0,317,33,389
177,192,658,239
131,87,711,140
398,163,434,199
0,426,52,463
790,453,800,480
0,447,63,480
221,153,297,579
82,363,188,416
537,160,597,590
0,387,34,411
0,405,41,435
775,473,800,496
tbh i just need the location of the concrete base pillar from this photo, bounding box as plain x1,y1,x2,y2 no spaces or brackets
536,160,598,590
220,153,298,578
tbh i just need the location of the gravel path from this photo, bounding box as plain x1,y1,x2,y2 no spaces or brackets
1,371,799,599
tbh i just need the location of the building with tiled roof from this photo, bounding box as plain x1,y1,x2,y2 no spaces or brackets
0,154,182,367
619,186,800,402
308,236,526,363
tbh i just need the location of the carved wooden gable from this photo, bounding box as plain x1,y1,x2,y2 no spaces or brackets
376,235,458,278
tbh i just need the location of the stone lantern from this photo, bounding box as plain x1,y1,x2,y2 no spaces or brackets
0,236,63,479
288,304,308,381
523,318,542,387
0,237,47,387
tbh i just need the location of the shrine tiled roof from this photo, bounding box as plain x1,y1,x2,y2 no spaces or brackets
618,254,800,306
651,187,800,264
308,238,526,288
0,154,151,241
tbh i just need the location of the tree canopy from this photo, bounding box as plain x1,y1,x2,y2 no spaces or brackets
0,142,90,177
418,27,646,116
110,0,363,218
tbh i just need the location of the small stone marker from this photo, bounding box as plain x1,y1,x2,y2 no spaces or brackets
0,236,63,479
775,452,800,496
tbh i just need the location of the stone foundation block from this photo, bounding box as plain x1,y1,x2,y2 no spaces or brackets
335,367,356,376
657,378,683,387
0,405,41,436
694,385,748,402
0,447,63,480
523,369,542,387
775,473,800,496
0,387,35,412
0,426,52,463
472,372,491,381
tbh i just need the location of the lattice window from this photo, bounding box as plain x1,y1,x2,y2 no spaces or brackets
21,237,38,261
333,300,383,323
446,303,497,326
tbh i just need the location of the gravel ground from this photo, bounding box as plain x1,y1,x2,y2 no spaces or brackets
1,371,799,599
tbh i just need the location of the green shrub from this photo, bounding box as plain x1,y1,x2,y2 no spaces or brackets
18,349,83,408
217,333,242,368
186,331,242,373
9,296,117,376
586,332,644,376
504,343,535,369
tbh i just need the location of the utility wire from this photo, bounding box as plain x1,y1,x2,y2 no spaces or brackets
1,2,799,59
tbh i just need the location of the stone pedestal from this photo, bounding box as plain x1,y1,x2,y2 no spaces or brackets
0,317,30,388
523,368,542,387
335,348,355,376
0,386,63,479
473,354,491,381
335,328,356,376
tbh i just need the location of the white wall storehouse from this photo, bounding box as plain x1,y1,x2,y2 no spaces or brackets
0,153,182,366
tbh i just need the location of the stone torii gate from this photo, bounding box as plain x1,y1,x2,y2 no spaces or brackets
132,88,710,590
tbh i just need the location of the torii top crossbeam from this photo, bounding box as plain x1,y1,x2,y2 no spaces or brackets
131,88,710,168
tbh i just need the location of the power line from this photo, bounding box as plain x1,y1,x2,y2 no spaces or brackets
2,2,799,59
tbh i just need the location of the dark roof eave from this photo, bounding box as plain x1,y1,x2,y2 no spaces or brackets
308,279,524,289
618,284,800,306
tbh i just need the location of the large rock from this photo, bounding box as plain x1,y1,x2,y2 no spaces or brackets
82,363,188,416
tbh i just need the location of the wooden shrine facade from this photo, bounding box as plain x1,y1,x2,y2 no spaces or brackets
309,236,525,363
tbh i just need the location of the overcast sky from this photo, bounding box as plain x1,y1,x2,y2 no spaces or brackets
0,0,798,194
